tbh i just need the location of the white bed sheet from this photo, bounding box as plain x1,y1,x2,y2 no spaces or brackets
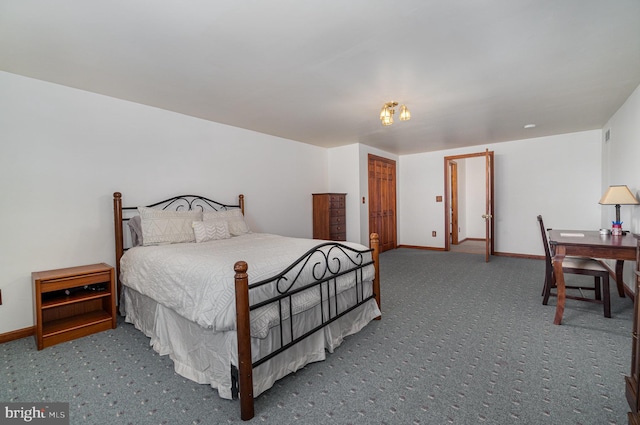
120,233,375,336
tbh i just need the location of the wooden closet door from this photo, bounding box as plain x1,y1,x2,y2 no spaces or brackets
368,154,397,252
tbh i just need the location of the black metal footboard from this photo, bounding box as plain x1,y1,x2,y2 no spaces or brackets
234,234,380,420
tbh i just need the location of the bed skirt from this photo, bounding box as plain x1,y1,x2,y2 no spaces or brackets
121,283,380,399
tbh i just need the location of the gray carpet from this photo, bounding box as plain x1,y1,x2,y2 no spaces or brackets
1,249,634,424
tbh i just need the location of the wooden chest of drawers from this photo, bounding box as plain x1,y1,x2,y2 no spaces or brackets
312,193,346,241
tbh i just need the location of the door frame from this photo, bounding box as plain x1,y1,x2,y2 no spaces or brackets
450,161,459,245
443,151,495,255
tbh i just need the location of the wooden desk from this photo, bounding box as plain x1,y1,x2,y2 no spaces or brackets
548,230,636,325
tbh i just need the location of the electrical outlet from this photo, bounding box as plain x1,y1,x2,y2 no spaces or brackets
432,231,436,237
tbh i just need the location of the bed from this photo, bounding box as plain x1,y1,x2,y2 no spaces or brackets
112,192,381,420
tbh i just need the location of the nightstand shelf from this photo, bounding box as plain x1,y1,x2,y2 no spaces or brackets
42,289,111,308
33,263,116,350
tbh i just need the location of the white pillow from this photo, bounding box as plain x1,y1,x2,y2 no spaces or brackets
203,209,250,236
138,206,203,245
192,220,231,243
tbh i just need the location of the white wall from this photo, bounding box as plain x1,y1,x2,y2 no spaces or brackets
601,84,640,289
398,151,445,247
328,144,360,242
399,130,603,255
0,71,329,334
601,84,640,231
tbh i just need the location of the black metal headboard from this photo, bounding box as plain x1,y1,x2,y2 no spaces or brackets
121,194,244,215
113,192,244,296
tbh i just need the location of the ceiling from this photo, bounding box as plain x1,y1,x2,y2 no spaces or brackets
1,1,639,155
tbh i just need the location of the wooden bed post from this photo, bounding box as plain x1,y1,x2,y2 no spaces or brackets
234,261,254,421
113,192,123,299
239,194,245,215
370,233,380,318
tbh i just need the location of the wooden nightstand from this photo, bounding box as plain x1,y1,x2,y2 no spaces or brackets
32,263,116,350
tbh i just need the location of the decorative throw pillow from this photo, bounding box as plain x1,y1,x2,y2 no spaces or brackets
203,209,250,236
192,220,231,243
138,207,202,245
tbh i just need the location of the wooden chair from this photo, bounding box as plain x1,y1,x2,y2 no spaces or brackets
537,215,611,318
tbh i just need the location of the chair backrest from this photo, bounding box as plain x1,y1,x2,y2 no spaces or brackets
536,215,552,264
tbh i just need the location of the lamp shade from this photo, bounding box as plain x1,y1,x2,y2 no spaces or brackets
399,104,411,121
598,185,639,206
380,106,391,120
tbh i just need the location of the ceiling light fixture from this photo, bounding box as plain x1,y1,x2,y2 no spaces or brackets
380,101,411,126
524,124,536,129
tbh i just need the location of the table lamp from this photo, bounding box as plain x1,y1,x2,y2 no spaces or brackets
599,185,639,224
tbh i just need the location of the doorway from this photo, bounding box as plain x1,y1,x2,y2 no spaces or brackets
444,150,495,261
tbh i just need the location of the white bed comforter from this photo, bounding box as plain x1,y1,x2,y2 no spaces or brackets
120,233,375,337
